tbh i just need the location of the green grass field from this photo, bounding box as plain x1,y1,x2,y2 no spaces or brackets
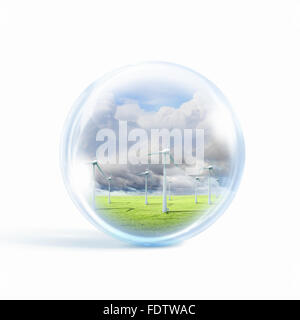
96,195,215,236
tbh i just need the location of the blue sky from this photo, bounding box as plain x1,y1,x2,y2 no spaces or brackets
114,79,194,111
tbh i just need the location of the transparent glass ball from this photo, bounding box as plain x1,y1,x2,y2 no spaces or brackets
60,62,245,246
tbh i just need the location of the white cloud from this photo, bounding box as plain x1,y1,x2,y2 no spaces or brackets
115,103,145,122
135,92,209,129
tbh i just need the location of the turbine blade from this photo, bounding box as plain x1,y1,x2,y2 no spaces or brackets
87,160,98,165
169,154,180,168
148,152,161,155
95,162,108,179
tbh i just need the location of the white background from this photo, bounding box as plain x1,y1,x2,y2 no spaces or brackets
0,0,300,299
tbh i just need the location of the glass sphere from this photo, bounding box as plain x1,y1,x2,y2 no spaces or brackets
60,62,245,246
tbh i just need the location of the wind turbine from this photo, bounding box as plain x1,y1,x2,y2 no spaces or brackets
148,148,177,213
107,176,112,204
194,177,200,204
137,169,150,205
205,165,213,205
89,160,112,205
90,160,97,208
215,177,220,199
215,177,224,199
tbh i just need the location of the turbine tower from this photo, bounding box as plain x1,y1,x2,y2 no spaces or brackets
205,165,213,205
107,176,112,204
194,177,200,204
148,148,177,213
215,177,224,199
137,169,150,205
91,160,97,208
216,177,220,199
89,160,111,205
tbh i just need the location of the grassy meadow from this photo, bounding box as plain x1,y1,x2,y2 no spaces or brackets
96,195,215,236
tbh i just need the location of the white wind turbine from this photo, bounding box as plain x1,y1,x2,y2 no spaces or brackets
137,169,150,205
215,177,220,199
89,160,112,206
194,177,200,204
215,177,224,199
107,176,112,204
148,148,177,213
205,165,213,205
